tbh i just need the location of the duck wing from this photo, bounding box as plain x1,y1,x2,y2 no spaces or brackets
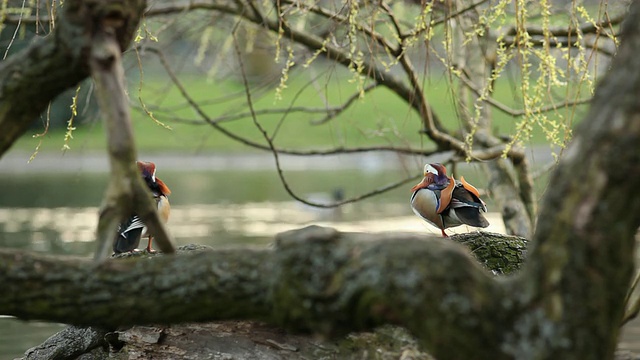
113,215,145,253
435,176,455,214
459,176,487,212
452,205,490,228
449,179,489,228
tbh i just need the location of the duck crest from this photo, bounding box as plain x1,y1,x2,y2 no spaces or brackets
137,161,156,181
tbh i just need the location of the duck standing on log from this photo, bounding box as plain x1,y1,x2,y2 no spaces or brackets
410,163,489,237
113,161,171,254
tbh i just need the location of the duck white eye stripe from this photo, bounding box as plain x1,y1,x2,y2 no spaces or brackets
424,164,438,175
152,169,156,182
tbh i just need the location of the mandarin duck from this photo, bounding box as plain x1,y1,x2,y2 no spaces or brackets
410,163,489,237
113,161,171,254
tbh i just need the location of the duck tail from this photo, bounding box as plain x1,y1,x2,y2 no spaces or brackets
113,228,143,254
455,207,490,228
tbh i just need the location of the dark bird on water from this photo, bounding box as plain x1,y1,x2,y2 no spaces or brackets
410,163,489,237
113,161,171,254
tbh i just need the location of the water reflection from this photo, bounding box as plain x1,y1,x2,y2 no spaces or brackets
0,204,507,254
0,316,65,360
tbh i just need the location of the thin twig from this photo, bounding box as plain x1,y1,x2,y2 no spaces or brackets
531,160,558,180
501,34,618,56
503,12,626,37
144,47,439,157
310,83,377,125
3,0,28,60
232,29,424,208
457,68,592,117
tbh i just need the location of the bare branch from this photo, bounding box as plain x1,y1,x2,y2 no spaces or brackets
501,34,619,56
532,160,558,180
456,68,592,117
405,0,490,39
141,1,466,153
233,27,423,209
144,47,439,157
503,12,626,37
310,83,377,125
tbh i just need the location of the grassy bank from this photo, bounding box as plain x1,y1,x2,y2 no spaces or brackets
13,69,586,156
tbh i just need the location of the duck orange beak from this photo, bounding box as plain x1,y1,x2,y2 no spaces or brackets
411,176,431,192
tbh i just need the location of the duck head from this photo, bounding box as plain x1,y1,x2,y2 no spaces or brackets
137,161,171,195
411,163,450,192
137,161,157,182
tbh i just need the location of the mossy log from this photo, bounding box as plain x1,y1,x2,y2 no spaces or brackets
14,229,524,360
1,228,520,330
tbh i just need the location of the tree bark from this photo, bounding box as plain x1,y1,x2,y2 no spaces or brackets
0,0,145,157
22,326,108,360
485,156,535,237
516,2,640,357
4,1,640,356
23,321,439,360
0,228,526,359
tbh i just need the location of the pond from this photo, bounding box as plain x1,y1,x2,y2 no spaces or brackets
0,154,638,358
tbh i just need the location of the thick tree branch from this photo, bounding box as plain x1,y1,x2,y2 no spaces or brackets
0,227,522,358
0,0,147,159
0,2,85,157
520,4,640,357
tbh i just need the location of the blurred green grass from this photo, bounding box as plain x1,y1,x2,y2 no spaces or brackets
13,67,588,155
